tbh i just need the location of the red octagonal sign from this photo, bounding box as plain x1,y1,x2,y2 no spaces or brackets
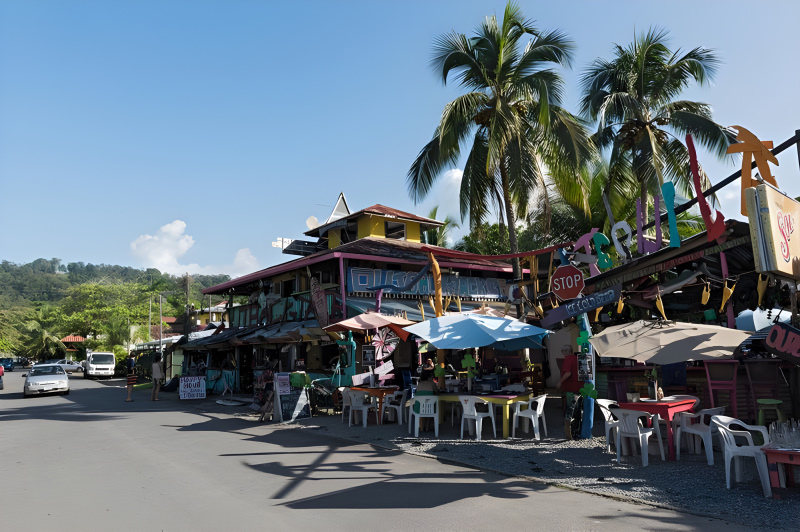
550,265,585,301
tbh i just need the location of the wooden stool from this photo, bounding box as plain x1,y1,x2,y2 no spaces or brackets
757,398,786,426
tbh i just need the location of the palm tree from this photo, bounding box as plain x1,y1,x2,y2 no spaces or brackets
22,320,66,361
420,206,460,247
580,27,733,220
407,2,592,279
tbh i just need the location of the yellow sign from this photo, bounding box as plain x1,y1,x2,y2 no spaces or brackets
746,184,800,280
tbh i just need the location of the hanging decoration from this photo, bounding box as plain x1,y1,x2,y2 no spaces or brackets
701,281,711,305
616,297,625,314
418,300,425,321
656,293,667,321
757,274,768,306
719,280,736,312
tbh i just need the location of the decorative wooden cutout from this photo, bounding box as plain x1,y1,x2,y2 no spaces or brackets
726,125,779,216
687,134,726,242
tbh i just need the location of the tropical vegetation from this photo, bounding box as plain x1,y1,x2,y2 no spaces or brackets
407,1,592,279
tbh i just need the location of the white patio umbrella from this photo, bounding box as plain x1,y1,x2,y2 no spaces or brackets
589,320,753,364
403,314,549,351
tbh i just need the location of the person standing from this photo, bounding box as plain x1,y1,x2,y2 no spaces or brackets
558,344,581,440
151,353,164,401
125,353,137,402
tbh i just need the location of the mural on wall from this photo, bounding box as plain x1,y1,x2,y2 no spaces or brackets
347,267,508,300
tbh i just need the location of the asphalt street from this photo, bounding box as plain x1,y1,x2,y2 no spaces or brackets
0,370,757,532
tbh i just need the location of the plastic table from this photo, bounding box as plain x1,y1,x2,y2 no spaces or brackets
351,386,399,424
762,445,798,497
439,392,532,438
617,398,696,460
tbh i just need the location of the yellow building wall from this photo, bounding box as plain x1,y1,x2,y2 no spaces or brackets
406,222,421,243
357,215,385,239
328,229,341,249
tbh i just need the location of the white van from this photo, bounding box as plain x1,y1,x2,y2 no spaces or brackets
84,352,116,379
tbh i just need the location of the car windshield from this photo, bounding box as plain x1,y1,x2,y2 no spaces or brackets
30,366,66,376
92,354,115,364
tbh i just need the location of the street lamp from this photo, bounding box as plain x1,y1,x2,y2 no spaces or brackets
159,291,176,356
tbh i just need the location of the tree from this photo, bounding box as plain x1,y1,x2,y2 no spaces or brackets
454,223,511,256
407,1,592,279
21,307,67,361
580,27,732,218
421,206,460,247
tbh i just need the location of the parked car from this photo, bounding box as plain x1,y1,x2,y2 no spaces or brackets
84,352,116,379
23,364,69,397
0,358,15,371
54,359,82,373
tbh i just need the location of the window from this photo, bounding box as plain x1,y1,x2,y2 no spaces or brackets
385,221,406,240
281,279,296,297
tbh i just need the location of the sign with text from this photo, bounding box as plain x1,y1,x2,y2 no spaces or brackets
309,277,330,327
374,360,394,375
540,284,622,328
764,322,800,364
747,184,800,280
179,376,206,400
276,373,291,395
550,265,585,301
274,372,311,422
348,267,507,300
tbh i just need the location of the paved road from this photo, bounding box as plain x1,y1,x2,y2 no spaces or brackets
0,372,755,531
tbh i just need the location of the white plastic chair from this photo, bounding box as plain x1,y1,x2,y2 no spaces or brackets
711,415,772,497
662,395,701,446
408,396,439,438
380,389,408,425
512,394,547,440
596,399,621,453
460,396,496,440
676,406,725,465
337,387,351,424
347,390,377,428
493,384,528,418
615,409,665,467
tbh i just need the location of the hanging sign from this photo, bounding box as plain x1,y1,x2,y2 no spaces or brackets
540,284,622,328
746,184,800,280
764,322,800,364
179,376,206,399
309,277,330,327
361,345,376,366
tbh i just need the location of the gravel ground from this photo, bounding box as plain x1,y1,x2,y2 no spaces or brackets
263,401,800,531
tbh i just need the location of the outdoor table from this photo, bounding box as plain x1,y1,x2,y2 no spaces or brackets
351,386,399,425
618,398,696,460
438,392,532,438
762,445,799,496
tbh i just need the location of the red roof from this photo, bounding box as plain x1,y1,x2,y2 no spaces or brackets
60,335,85,343
163,317,177,324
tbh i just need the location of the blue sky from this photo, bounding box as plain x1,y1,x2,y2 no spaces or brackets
1,1,798,276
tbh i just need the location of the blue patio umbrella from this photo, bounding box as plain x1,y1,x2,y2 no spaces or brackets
403,314,549,351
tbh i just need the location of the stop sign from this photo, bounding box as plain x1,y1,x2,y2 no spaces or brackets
550,265,584,300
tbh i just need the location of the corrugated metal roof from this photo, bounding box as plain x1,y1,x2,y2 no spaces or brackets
305,203,444,237
60,335,86,343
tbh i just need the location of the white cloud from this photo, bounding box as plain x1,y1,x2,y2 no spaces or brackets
130,220,259,277
723,191,737,200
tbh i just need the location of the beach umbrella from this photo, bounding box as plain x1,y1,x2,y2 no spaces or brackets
589,320,753,364
403,314,549,351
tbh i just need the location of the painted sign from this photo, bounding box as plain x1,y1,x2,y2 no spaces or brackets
274,372,311,422
347,267,506,300
764,322,800,364
374,360,394,375
747,184,800,280
540,284,622,328
551,265,585,300
309,278,330,327
179,376,206,399
230,293,342,328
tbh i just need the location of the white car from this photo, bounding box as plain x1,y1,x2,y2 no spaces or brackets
24,364,70,397
54,359,83,373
